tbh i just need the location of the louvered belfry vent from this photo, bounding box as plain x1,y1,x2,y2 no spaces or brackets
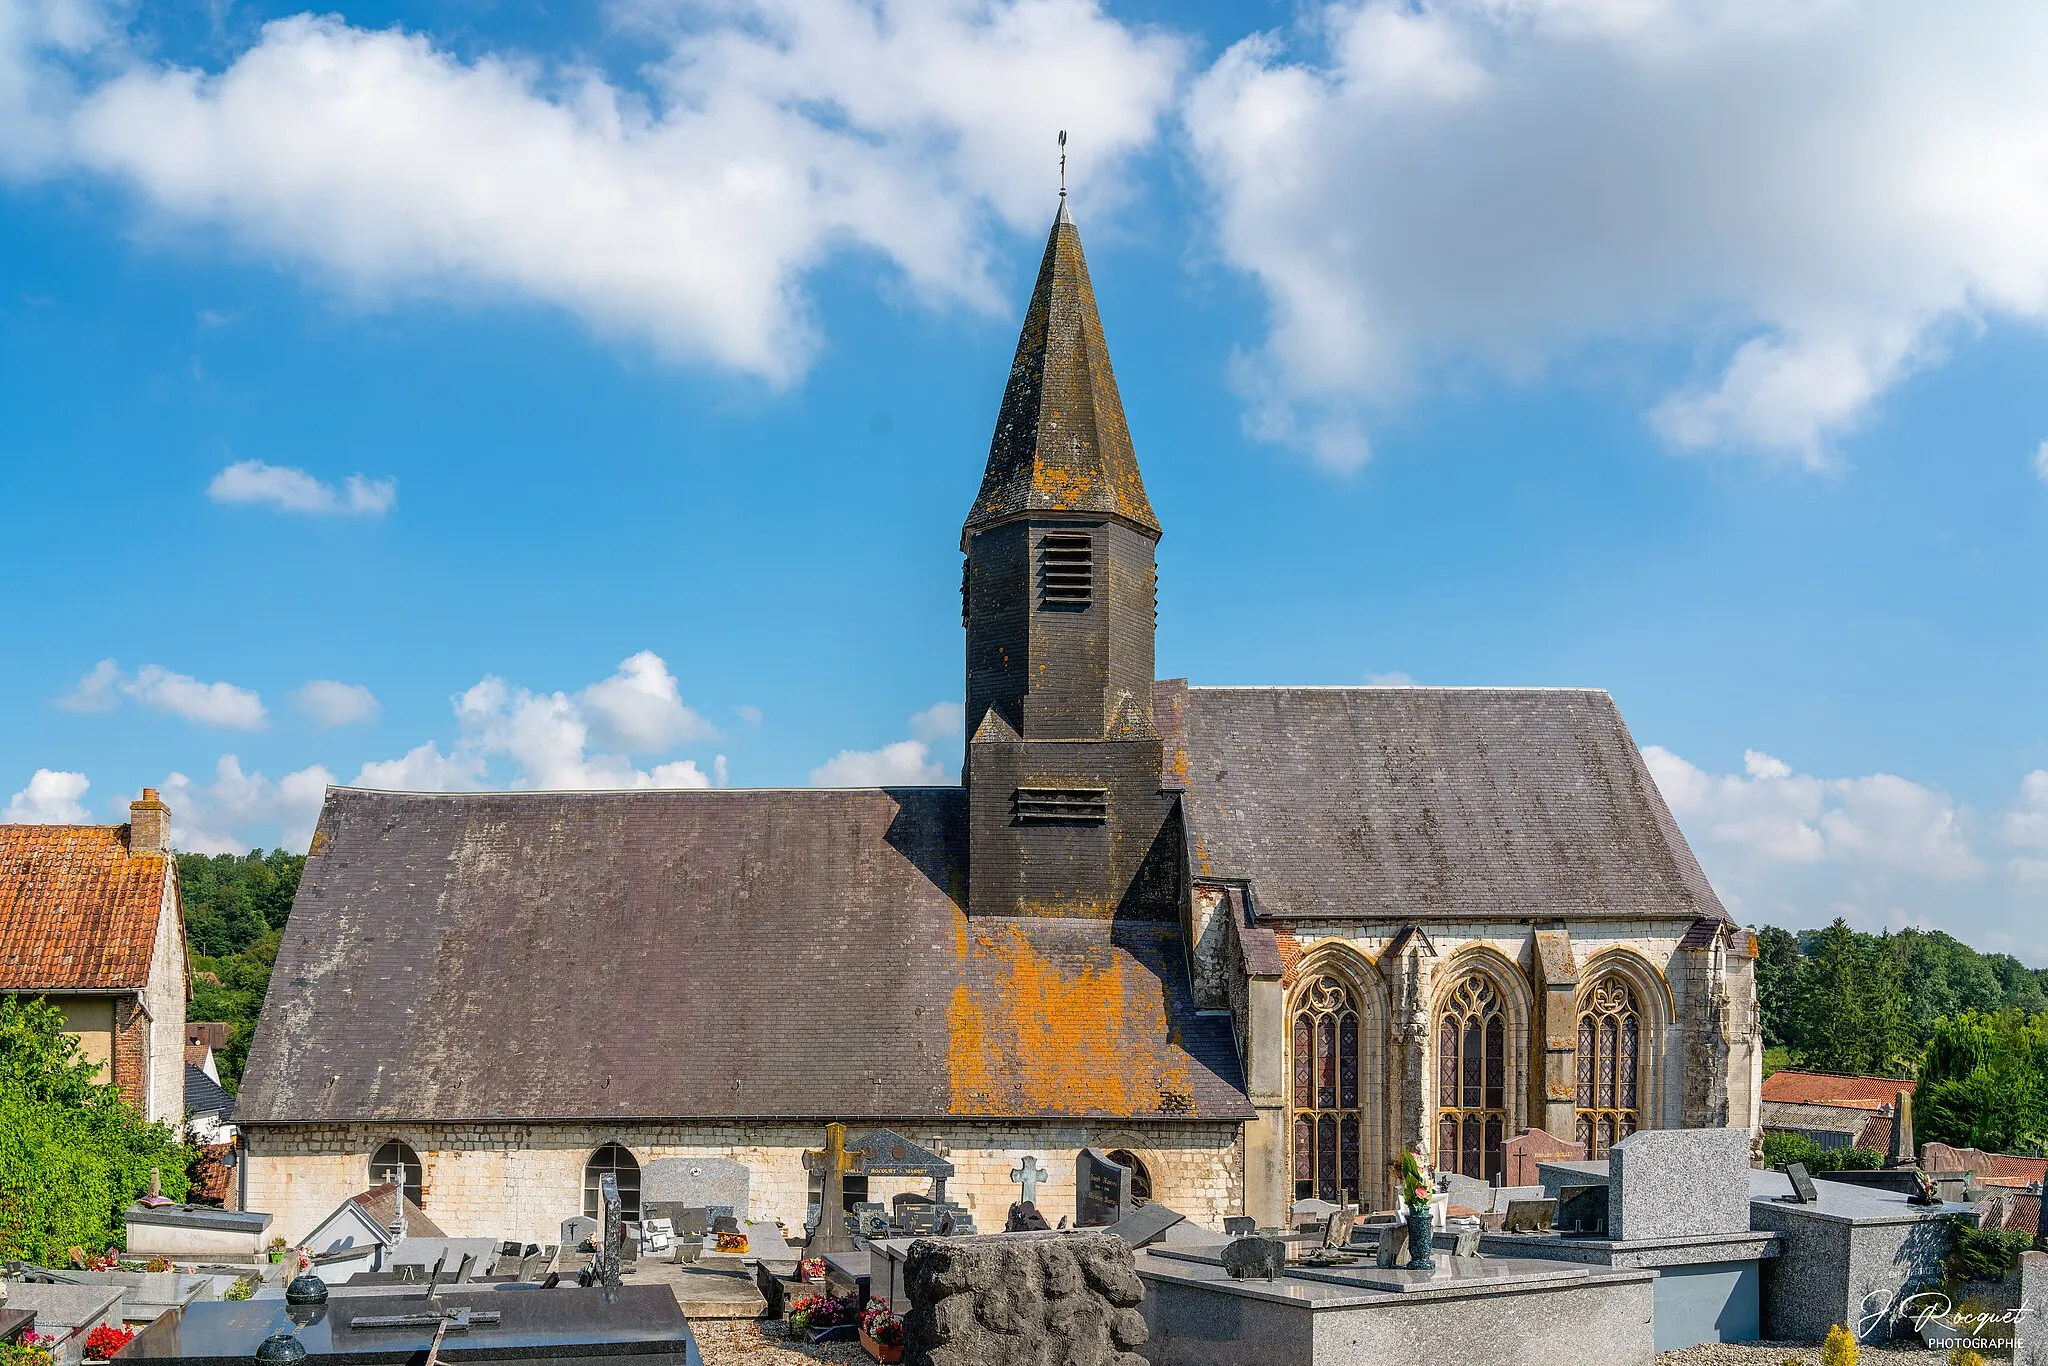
1039,532,1093,608
1012,787,1109,825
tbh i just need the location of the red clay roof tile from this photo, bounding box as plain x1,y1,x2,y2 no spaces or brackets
0,824,170,991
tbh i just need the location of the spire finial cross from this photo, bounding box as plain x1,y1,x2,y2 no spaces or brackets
1058,130,1067,199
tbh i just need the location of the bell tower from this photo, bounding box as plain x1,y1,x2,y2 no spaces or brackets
961,200,1176,920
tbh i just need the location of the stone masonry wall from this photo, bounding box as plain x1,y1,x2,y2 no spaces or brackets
145,870,187,1127
243,1119,1242,1246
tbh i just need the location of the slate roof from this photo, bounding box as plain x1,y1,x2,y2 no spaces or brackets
239,787,1250,1127
348,1185,446,1239
962,202,1158,543
185,1062,235,1120
0,825,172,990
1161,683,1724,923
1759,1072,1914,1111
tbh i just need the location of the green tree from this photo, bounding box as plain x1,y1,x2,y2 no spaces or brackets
1894,929,2005,1038
179,850,303,1092
1792,920,1915,1076
1753,925,1805,1049
0,995,192,1263
1915,1010,2048,1152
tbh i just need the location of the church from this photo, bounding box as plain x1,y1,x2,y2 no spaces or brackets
237,200,1762,1246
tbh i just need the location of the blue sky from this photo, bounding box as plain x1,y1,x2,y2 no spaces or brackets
3,0,2046,957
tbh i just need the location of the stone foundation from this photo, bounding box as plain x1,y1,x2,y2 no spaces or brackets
242,1119,1242,1246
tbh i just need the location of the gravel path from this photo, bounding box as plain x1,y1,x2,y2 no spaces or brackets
689,1322,872,1366
1657,1342,1950,1366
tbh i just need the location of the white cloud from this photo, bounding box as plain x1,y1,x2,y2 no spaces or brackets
737,705,763,726
352,741,487,792
4,769,91,822
2033,440,2048,483
295,679,379,728
153,754,334,853
124,663,267,729
578,651,714,753
1185,0,2048,469
53,658,267,727
207,460,396,515
1365,670,1414,686
20,1,1181,380
1641,744,2048,958
54,658,121,711
810,701,963,786
348,650,723,792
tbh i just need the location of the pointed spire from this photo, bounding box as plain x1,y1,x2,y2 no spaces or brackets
963,204,1159,546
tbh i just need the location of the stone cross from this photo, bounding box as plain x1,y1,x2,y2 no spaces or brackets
1010,1156,1046,1205
803,1123,864,1254
381,1168,408,1240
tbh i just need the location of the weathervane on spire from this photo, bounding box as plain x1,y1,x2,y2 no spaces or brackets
1058,129,1067,199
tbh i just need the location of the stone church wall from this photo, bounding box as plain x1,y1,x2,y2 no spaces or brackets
243,1118,1243,1247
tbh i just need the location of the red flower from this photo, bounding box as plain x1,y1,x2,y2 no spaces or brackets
86,1324,136,1359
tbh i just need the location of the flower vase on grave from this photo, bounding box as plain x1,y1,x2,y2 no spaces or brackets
1404,1204,1435,1271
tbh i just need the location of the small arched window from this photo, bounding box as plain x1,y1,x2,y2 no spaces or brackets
1436,975,1508,1181
1577,975,1642,1158
583,1143,641,1221
370,1140,424,1209
1106,1150,1153,1206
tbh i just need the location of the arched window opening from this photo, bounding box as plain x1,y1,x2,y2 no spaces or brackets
583,1143,641,1221
370,1140,424,1210
1436,975,1508,1182
1106,1150,1153,1206
1289,975,1363,1203
1577,975,1642,1158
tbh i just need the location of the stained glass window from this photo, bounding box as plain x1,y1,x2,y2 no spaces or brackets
1435,975,1510,1181
1291,975,1367,1203
1576,975,1643,1157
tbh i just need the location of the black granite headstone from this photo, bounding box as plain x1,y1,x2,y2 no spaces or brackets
1221,1237,1285,1281
1075,1148,1134,1227
1783,1162,1819,1204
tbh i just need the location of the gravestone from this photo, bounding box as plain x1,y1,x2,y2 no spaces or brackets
641,1156,751,1223
1783,1163,1819,1204
849,1129,957,1203
1076,1148,1136,1227
854,1202,890,1239
1222,1217,1255,1238
1221,1236,1285,1281
1452,1227,1481,1258
1608,1127,1751,1240
1375,1230,1404,1267
1105,1204,1186,1250
560,1215,598,1252
1886,1090,1917,1169
1557,1185,1609,1235
1503,1198,1555,1232
802,1122,863,1255
1007,1201,1052,1233
575,1174,624,1304
1010,1156,1047,1206
1321,1208,1355,1249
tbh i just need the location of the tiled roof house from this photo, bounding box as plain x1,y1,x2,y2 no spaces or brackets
0,791,189,1125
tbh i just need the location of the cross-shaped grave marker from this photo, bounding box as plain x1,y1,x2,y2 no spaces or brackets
1009,1156,1046,1205
803,1123,864,1254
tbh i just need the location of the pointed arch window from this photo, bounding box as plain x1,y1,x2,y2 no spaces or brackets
1290,975,1363,1203
1577,975,1642,1158
1436,975,1508,1181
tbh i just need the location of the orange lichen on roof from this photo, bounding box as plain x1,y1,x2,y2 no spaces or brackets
947,921,1193,1118
1760,1071,1915,1111
0,824,169,990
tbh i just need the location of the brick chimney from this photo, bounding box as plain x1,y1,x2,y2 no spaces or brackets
129,788,171,855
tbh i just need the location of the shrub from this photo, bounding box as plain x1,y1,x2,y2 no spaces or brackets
1758,1132,1886,1174
1947,1350,1985,1366
1944,1217,2032,1284
1822,1323,1858,1366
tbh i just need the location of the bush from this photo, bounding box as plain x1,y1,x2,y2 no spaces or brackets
1944,1217,2031,1284
1759,1132,1886,1174
1822,1323,1858,1366
0,996,192,1262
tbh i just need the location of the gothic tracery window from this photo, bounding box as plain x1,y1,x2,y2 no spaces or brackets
1291,975,1362,1202
1576,975,1642,1158
1436,975,1508,1181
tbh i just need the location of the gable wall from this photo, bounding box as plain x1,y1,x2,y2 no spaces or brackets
144,866,188,1126
243,1118,1244,1248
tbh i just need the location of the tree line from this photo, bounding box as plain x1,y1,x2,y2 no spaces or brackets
1756,918,2048,1154
181,849,303,1092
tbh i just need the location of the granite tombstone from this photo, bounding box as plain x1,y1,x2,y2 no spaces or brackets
1076,1148,1136,1228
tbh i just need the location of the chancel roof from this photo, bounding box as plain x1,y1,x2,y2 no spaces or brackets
1160,682,1724,924
238,787,1249,1127
962,202,1158,543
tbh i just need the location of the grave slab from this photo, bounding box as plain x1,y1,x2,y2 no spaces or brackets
1609,1128,1752,1241
0,1284,126,1365
1746,1167,1961,1343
